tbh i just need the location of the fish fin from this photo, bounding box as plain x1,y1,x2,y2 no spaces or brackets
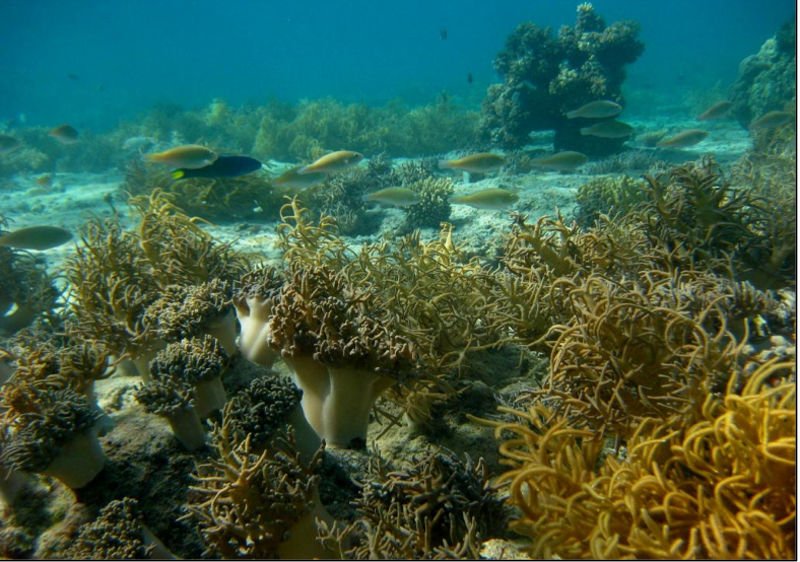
171,170,185,180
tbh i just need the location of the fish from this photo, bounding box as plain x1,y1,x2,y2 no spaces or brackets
580,120,634,139
272,166,328,189
440,27,448,40
35,174,52,187
657,129,709,148
0,226,73,250
145,144,218,169
438,153,505,174
467,72,473,85
636,130,667,147
363,187,419,207
697,100,733,121
450,188,518,210
298,150,364,175
172,155,263,180
566,100,623,119
48,124,79,144
749,111,794,130
530,151,588,171
0,135,20,153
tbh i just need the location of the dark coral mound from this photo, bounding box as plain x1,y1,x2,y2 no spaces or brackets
479,2,643,155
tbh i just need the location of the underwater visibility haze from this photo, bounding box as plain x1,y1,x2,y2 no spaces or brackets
0,0,795,559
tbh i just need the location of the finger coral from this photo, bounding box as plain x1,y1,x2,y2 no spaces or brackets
135,377,206,450
318,450,507,560
185,426,331,559
490,358,796,559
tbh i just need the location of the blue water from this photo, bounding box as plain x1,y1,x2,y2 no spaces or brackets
0,0,794,130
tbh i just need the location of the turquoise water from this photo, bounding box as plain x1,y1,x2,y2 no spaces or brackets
0,0,794,129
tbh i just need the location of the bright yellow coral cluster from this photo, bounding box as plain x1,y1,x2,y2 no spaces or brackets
491,359,796,560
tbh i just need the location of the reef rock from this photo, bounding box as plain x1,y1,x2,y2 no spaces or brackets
730,19,796,129
479,3,644,156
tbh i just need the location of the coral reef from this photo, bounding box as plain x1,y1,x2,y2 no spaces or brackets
185,426,331,559
63,191,250,377
319,451,507,559
573,174,647,227
489,359,795,559
730,19,796,129
479,3,643,155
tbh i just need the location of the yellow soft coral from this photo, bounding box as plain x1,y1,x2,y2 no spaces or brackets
490,358,796,559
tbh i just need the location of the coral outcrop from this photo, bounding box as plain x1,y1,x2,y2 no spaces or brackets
479,3,643,155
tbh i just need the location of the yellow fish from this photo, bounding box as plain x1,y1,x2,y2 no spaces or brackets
438,153,505,174
0,225,73,250
530,151,588,171
657,129,709,148
299,150,364,175
450,188,518,210
272,166,327,189
145,144,218,169
363,187,419,207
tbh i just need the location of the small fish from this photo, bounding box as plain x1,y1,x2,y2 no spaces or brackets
298,150,364,175
566,100,623,119
0,226,72,250
272,166,327,189
67,73,80,81
697,100,732,121
0,135,20,153
636,130,667,147
450,188,518,210
467,72,473,85
530,151,588,172
172,155,262,180
749,111,793,130
440,27,448,40
438,153,505,174
580,120,634,139
657,129,709,148
363,187,419,207
145,144,218,169
49,124,79,144
35,174,52,187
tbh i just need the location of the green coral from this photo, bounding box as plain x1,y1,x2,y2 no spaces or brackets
402,176,455,231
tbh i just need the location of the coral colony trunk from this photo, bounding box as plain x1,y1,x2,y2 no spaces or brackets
284,355,395,449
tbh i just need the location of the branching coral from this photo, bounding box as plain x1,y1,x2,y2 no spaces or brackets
235,199,520,448
185,426,331,559
64,190,250,378
542,272,743,436
319,450,506,560
489,358,796,559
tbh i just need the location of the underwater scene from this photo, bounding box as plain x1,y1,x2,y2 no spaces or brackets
0,0,796,559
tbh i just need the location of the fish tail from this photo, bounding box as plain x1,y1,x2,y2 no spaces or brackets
437,160,452,169
296,165,312,175
579,127,590,135
171,169,185,180
566,110,579,119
